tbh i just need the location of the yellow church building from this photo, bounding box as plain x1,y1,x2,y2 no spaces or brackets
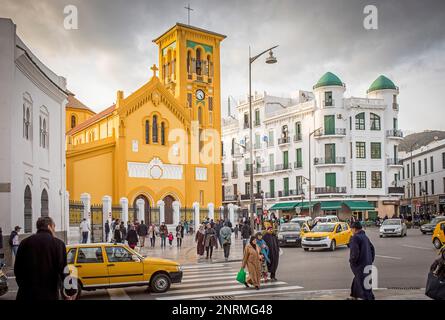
66,23,225,224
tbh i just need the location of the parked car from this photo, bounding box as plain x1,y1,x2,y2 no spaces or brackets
313,215,339,224
64,243,183,299
421,216,445,234
0,261,7,297
432,221,445,249
301,222,352,251
379,218,407,237
290,216,313,227
277,223,302,247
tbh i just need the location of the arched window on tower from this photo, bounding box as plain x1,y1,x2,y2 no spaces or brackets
152,115,158,143
207,55,211,76
196,48,202,75
145,120,150,144
71,114,77,129
161,122,166,145
355,112,365,130
187,50,191,74
23,105,31,140
370,113,381,131
42,118,47,148
198,107,203,125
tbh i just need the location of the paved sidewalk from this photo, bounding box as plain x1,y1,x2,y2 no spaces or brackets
138,233,245,265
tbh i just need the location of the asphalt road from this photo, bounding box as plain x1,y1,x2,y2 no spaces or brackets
0,227,438,300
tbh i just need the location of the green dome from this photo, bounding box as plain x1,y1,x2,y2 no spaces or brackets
368,75,397,93
313,72,343,89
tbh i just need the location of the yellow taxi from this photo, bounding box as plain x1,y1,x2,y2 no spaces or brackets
432,221,445,249
301,222,352,251
64,243,182,299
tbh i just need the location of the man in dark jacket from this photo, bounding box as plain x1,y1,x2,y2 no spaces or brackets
137,220,148,247
104,220,110,242
263,226,280,281
14,216,67,300
241,221,251,250
349,221,375,300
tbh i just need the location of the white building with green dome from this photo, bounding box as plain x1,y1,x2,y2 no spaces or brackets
221,72,403,221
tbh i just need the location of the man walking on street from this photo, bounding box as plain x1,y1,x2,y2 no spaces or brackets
104,220,110,242
263,226,279,281
220,222,232,261
79,218,90,244
137,220,148,247
159,222,168,249
349,221,375,300
9,226,21,263
241,221,251,250
14,216,67,300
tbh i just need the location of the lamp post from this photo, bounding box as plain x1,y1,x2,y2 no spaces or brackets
308,128,322,219
248,45,279,233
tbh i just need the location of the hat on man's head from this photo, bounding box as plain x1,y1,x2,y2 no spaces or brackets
351,221,363,230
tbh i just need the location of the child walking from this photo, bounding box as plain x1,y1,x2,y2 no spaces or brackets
168,232,174,247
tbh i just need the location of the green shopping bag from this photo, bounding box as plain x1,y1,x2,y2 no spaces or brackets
236,268,246,284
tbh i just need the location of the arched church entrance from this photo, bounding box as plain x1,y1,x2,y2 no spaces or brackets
133,195,151,224
163,195,175,225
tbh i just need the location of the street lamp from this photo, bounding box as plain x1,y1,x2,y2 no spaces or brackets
308,127,322,219
248,45,279,234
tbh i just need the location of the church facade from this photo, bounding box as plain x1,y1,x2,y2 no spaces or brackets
66,24,225,224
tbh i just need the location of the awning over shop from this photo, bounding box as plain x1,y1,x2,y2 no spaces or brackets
320,201,342,210
269,202,299,211
296,201,319,209
343,200,375,211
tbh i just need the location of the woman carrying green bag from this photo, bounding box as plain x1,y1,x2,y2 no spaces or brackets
240,236,262,290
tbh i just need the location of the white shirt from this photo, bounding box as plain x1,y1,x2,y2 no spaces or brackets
80,220,90,233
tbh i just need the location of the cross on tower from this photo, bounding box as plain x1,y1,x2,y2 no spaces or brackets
184,3,193,25
151,64,158,78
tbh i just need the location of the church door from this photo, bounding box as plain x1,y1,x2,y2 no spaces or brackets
163,195,174,225
133,195,151,224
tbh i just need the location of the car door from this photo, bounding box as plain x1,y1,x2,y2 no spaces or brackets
105,246,144,286
334,223,343,245
75,246,109,288
342,223,351,244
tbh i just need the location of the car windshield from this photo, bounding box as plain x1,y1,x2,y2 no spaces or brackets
311,224,335,232
431,217,445,224
280,224,300,232
383,219,401,226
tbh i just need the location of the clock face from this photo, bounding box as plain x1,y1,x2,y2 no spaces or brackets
195,89,205,101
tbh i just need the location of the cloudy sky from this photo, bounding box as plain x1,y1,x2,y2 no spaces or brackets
1,0,444,132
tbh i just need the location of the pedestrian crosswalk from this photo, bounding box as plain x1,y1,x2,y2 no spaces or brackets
152,262,304,300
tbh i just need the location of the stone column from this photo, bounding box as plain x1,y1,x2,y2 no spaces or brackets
80,193,91,243
136,199,145,223
120,197,129,225
193,202,200,231
172,201,180,226
208,203,214,221
65,191,70,244
157,200,165,224
102,195,112,242
228,203,235,224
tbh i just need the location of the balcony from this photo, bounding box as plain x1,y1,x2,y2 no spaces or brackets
275,163,292,171
278,190,290,197
314,157,346,166
231,171,238,179
294,161,303,169
323,99,335,107
222,172,228,180
254,120,261,127
388,187,404,194
278,136,291,145
223,194,237,201
243,170,252,177
314,128,346,138
254,142,262,150
254,166,273,174
293,134,302,142
289,189,304,196
315,186,347,195
265,192,275,198
386,129,403,139
386,158,403,167
243,123,250,129
240,193,263,200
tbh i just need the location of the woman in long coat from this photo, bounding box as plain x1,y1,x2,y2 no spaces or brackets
195,224,205,256
203,223,218,259
242,236,262,289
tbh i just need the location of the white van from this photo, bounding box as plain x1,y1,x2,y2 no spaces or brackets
314,215,339,223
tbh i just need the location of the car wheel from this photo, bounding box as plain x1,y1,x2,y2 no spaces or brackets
330,240,336,251
150,273,171,293
303,248,309,251
379,235,383,238
421,231,426,235
61,279,82,300
433,238,443,249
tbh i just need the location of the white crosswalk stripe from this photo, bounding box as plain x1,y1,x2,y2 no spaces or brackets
153,262,304,300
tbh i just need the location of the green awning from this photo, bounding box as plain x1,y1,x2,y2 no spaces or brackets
320,201,342,210
343,201,375,211
269,202,299,211
296,201,319,209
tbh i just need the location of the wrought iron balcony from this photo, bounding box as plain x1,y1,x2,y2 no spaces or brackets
315,186,347,194
386,158,403,166
323,99,335,107
386,129,403,138
314,128,346,137
388,187,404,194
265,192,275,198
278,136,291,145
314,157,346,165
293,134,302,142
222,172,228,180
275,163,291,171
231,171,238,179
223,194,237,201
294,161,303,169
